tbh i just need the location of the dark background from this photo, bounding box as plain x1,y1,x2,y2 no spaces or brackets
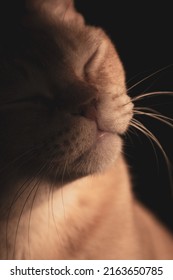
75,1,173,231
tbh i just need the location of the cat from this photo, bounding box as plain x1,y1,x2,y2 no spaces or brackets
0,0,173,259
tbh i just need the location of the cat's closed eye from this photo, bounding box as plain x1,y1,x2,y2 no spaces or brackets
2,95,52,107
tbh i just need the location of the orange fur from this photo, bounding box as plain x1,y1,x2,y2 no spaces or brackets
0,0,172,259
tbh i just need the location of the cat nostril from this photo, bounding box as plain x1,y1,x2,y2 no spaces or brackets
72,98,98,119
84,107,97,121
80,101,97,121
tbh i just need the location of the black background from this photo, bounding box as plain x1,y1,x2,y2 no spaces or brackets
75,1,173,231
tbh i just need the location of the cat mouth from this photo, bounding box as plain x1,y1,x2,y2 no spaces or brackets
78,103,117,136
80,103,124,138
97,130,108,138
72,102,122,141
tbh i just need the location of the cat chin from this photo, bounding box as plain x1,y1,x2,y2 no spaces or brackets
65,132,122,179
42,132,122,184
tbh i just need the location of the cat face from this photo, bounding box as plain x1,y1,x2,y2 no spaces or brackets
0,1,133,184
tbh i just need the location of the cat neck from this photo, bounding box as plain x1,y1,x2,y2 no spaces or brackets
2,155,172,259
1,155,138,259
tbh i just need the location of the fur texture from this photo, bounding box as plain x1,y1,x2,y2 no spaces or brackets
0,0,172,259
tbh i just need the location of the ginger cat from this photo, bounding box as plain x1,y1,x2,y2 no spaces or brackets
0,0,172,259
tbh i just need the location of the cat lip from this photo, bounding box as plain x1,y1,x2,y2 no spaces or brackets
97,129,109,138
97,128,118,139
79,113,118,137
83,115,115,137
72,107,119,137
82,104,97,122
79,105,113,135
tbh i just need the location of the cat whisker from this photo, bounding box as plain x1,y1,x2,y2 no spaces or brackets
58,146,77,222
130,118,169,164
5,174,36,260
6,163,47,259
130,118,173,193
8,176,37,208
42,156,68,247
0,139,55,176
0,147,38,174
12,180,38,259
51,160,65,228
131,91,173,103
127,64,173,92
122,90,173,109
5,150,47,207
130,118,159,168
14,166,50,260
27,163,51,259
27,177,43,259
133,109,173,128
48,178,63,247
5,151,49,258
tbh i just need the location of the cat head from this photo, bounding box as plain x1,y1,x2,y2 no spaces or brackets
0,0,133,185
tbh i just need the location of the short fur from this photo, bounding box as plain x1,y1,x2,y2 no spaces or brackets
0,0,172,259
